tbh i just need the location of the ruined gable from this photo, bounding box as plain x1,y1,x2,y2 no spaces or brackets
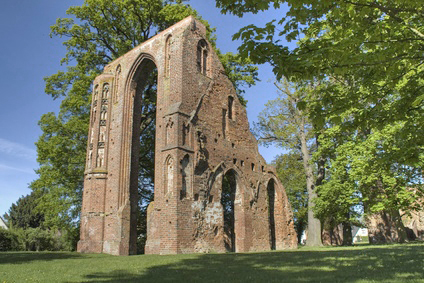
78,16,297,255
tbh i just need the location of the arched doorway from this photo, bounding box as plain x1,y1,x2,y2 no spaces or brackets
267,179,276,250
221,169,237,252
129,57,158,254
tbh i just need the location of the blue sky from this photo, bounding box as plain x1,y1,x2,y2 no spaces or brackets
0,0,289,216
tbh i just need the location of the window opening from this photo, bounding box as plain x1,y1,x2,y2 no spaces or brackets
228,96,234,120
267,179,276,250
221,170,237,252
197,40,208,75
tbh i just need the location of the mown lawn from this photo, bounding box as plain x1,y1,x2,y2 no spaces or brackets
0,242,423,282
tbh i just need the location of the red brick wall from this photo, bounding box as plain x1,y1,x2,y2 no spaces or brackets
78,16,297,256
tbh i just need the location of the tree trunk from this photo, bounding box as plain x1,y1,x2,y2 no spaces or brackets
299,120,322,247
305,188,322,246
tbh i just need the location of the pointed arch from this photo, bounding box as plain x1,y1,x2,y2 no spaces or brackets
221,169,237,252
102,83,109,99
197,39,209,76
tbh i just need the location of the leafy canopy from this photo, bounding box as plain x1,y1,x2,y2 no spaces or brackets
216,0,424,136
4,192,45,229
217,1,424,240
216,0,424,196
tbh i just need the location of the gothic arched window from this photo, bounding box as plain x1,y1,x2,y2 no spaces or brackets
197,39,208,75
102,83,109,99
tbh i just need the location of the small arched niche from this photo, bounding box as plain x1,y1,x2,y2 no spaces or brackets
164,155,174,195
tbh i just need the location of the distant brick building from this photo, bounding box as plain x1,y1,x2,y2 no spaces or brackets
403,210,424,240
77,16,297,256
402,192,424,241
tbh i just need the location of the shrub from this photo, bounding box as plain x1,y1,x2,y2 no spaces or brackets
13,228,61,251
51,228,79,251
0,228,13,251
26,228,55,251
1,227,78,252
0,228,16,251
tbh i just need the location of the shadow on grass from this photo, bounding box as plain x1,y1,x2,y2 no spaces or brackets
79,243,424,283
0,251,83,265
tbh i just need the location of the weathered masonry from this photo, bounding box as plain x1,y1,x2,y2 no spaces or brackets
77,16,297,255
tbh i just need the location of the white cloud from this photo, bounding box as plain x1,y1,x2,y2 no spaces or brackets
0,138,36,160
0,163,35,174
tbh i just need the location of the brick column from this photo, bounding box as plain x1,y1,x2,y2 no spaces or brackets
78,74,114,253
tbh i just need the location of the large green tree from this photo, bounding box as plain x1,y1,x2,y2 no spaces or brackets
255,78,323,246
31,0,258,247
4,192,45,229
216,0,424,242
313,91,423,243
216,0,423,165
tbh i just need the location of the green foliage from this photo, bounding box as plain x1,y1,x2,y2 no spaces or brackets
5,227,74,252
4,192,45,229
217,0,424,165
136,68,157,254
221,172,237,251
0,229,15,251
218,0,424,86
255,78,313,150
0,227,72,252
307,79,423,228
314,120,423,221
17,228,55,251
217,0,424,238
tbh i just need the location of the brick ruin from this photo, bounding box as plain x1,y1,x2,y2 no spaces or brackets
403,209,424,240
77,16,297,255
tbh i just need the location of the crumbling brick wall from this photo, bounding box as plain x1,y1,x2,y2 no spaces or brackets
78,16,297,256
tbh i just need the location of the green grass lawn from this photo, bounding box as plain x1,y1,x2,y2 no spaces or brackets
1,242,423,283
